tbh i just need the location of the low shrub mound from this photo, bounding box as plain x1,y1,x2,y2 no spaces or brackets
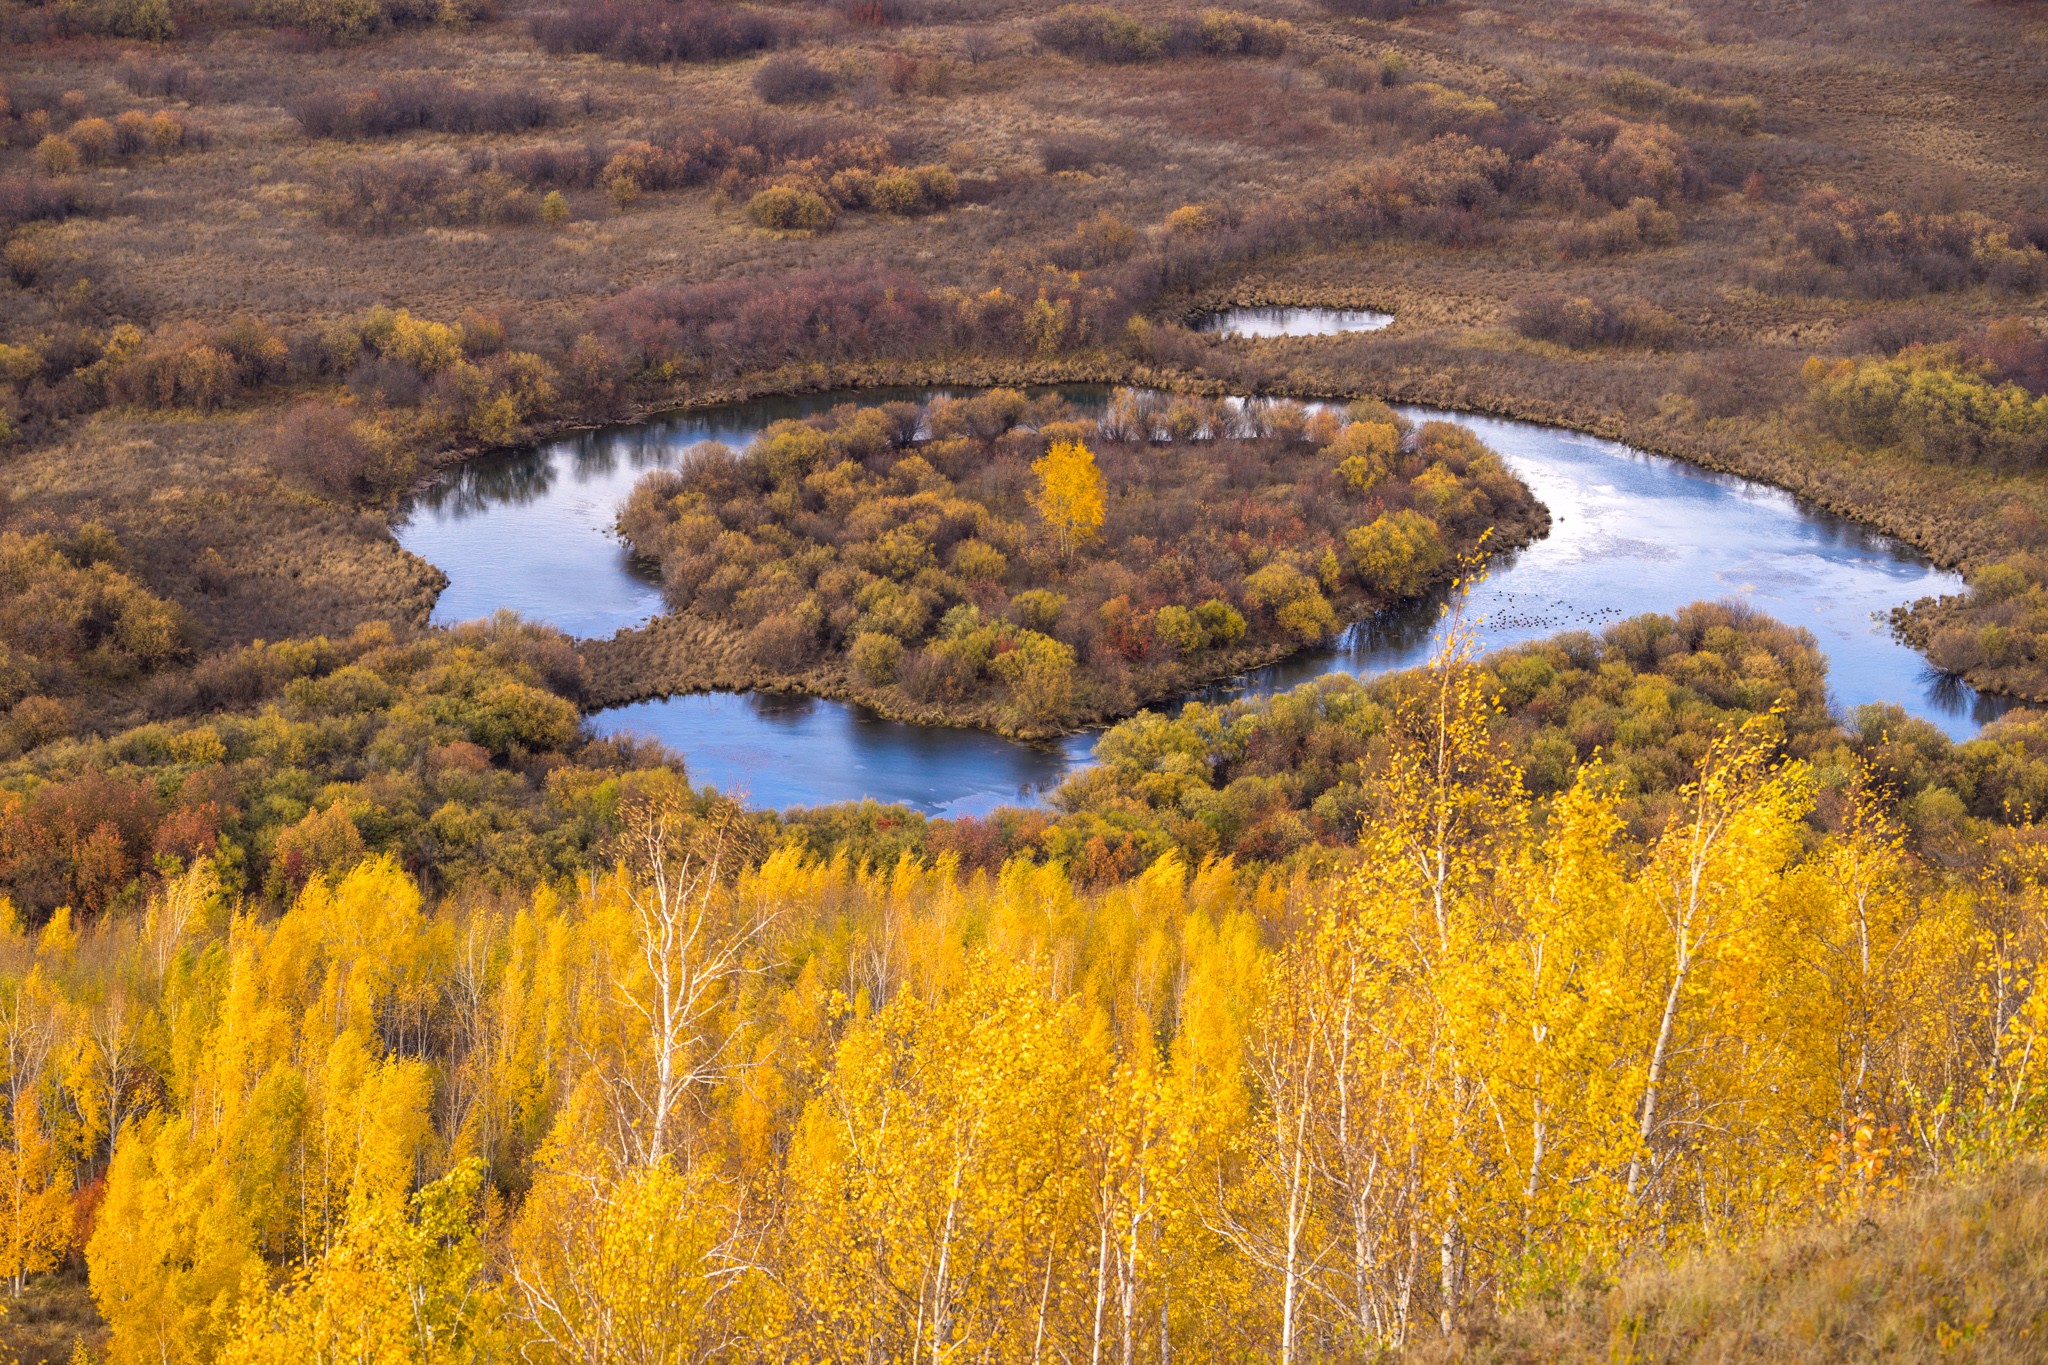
291,82,560,139
752,53,838,105
1763,189,2048,298
529,2,795,65
1033,5,1293,63
1806,343,2048,469
1512,291,1681,348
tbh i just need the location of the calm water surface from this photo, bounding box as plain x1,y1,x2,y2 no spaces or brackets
395,316,1993,813
1197,306,1394,338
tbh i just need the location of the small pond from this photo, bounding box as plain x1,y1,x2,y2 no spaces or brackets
1196,306,1394,338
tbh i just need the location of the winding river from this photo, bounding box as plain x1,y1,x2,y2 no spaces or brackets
396,311,1998,814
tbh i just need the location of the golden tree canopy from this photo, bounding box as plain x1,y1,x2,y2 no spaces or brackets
1030,438,1107,553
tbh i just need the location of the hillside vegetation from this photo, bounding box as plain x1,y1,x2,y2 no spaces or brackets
0,0,2043,1358
0,637,2040,1363
1416,1158,2048,1362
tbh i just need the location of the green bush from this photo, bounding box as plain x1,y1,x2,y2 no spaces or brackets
850,632,905,684
1805,347,2048,467
747,185,838,231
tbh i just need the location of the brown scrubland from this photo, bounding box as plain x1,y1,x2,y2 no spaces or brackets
0,0,2046,1358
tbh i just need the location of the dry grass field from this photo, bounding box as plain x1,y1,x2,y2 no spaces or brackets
1410,1157,2048,1363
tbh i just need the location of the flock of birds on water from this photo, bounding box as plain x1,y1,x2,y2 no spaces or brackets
1469,598,1630,637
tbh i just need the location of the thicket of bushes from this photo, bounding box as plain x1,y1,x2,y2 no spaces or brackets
752,53,839,104
1053,601,1839,868
1118,113,1705,322
597,263,972,379
616,390,1540,729
1555,194,1681,256
1598,67,1762,135
256,0,496,44
1049,596,2048,881
1805,344,2048,469
0,617,614,915
1764,190,2048,298
291,81,559,139
7,79,202,178
314,156,539,231
529,2,795,65
1512,291,1681,348
747,160,956,229
1033,5,1292,63
8,591,2047,925
0,528,187,747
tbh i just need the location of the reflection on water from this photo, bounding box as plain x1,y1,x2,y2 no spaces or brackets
399,388,1030,640
1927,670,2017,728
401,359,2004,813
1195,306,1394,338
594,692,1091,817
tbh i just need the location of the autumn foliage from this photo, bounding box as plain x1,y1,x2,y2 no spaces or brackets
617,391,1540,728
0,631,2035,1362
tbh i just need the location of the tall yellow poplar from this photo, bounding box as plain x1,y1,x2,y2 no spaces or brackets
1031,439,1107,557
0,1091,70,1295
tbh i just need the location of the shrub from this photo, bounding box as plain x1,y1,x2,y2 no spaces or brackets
1039,133,1119,173
1511,292,1681,348
1010,589,1068,633
868,165,957,215
1318,0,1427,15
598,264,952,377
897,645,978,703
146,111,195,157
0,177,85,229
272,402,418,501
260,0,382,43
1314,52,1396,92
1195,599,1246,647
69,118,115,165
291,83,559,139
119,59,204,99
317,159,536,232
1329,419,1401,491
530,3,793,65
850,631,904,683
1960,319,2048,394
1597,68,1761,135
1345,510,1446,597
100,0,175,39
1205,10,1291,55
1805,347,2048,468
104,322,277,412
990,630,1078,722
1035,5,1289,62
1765,190,2048,299
747,613,818,669
34,136,78,177
1035,5,1166,62
1153,605,1204,653
747,185,837,230
1559,196,1681,257
753,53,838,104
0,530,188,685
1244,562,1337,642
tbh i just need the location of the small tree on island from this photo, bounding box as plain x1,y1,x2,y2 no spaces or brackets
1030,438,1106,559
